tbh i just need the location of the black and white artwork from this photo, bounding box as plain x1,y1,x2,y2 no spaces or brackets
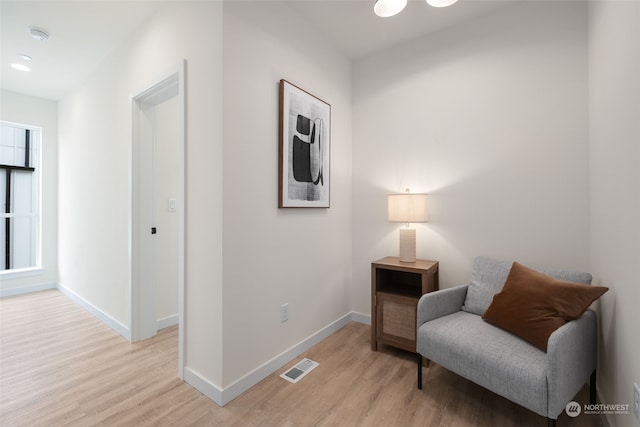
279,79,331,208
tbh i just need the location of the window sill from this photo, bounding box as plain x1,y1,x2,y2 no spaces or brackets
0,267,45,280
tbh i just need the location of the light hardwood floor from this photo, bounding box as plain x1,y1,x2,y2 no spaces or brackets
0,290,603,427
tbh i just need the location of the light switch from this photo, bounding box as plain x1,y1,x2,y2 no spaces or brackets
167,198,177,213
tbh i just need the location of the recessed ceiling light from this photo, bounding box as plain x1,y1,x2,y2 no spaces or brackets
18,54,32,61
29,27,49,41
11,63,31,72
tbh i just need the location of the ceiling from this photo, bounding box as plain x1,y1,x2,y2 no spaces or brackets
1,1,162,100
1,0,509,101
286,0,508,60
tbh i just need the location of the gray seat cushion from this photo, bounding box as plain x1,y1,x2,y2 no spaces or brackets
417,311,549,417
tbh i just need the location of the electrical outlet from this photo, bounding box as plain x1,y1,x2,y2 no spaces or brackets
633,382,639,422
280,303,289,323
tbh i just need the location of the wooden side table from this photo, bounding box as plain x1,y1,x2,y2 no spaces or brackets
371,256,439,353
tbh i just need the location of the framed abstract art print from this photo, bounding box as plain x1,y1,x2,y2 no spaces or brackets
279,79,331,208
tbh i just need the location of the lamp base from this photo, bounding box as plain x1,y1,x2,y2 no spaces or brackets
399,227,416,263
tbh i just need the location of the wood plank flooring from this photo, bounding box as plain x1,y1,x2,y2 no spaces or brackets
0,290,604,426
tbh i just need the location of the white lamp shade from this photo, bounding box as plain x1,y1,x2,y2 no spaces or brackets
426,0,458,7
388,193,428,223
374,0,408,17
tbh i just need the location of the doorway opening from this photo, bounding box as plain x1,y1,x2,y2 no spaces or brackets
130,61,185,379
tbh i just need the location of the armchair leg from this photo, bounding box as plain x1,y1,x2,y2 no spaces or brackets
417,354,423,390
548,418,556,427
590,370,597,404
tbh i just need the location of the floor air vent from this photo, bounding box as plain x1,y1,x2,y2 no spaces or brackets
280,358,319,384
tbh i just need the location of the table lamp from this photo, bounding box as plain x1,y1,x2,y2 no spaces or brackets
388,191,428,263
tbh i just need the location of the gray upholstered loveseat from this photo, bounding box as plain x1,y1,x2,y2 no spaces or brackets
416,257,598,427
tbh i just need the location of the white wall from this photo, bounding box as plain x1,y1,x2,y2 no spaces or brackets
588,2,640,426
57,1,224,387
0,90,58,295
352,1,590,314
222,2,352,388
55,0,353,404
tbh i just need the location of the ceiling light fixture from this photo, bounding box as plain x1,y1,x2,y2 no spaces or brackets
11,63,31,72
18,54,32,61
374,0,407,17
426,0,459,7
375,0,458,17
29,27,49,41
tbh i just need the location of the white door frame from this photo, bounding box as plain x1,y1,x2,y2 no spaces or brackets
130,60,185,379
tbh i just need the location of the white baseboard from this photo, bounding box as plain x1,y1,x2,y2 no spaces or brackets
56,283,131,341
351,311,371,325
208,311,358,406
157,314,179,330
183,367,223,405
0,282,56,298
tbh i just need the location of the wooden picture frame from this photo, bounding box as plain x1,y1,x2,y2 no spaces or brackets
279,79,331,208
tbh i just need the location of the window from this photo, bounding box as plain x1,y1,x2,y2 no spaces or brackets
0,121,40,272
